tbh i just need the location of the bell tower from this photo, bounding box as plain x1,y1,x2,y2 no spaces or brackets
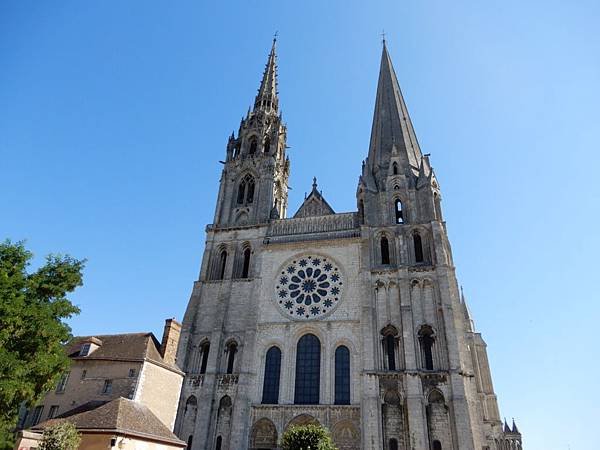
213,38,290,227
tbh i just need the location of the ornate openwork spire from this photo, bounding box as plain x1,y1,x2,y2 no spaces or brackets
367,41,422,175
254,38,279,113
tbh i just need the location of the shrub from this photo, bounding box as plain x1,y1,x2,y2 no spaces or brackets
280,424,338,450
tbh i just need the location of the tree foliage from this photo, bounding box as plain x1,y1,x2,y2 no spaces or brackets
0,241,84,449
280,424,338,450
39,421,81,450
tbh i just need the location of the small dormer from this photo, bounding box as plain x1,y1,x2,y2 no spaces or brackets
78,337,103,356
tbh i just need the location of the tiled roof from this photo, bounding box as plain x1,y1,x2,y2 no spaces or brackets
34,398,185,447
65,332,176,370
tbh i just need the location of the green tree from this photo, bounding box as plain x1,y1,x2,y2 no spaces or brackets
39,421,81,450
280,424,338,450
0,240,84,449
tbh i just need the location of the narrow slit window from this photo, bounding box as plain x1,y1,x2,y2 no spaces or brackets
241,248,251,278
392,162,398,175
433,440,442,450
264,138,271,154
380,236,390,265
249,139,257,155
200,342,210,374
385,334,396,371
226,342,237,374
413,233,424,263
218,250,227,279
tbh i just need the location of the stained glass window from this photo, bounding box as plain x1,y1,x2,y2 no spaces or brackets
334,346,350,405
261,346,281,404
294,334,320,404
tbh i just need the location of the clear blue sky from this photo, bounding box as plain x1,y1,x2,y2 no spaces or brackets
1,1,598,448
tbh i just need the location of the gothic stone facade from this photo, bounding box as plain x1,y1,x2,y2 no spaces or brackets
174,40,522,450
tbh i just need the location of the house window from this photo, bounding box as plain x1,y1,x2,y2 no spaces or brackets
380,236,390,265
262,346,281,404
395,200,403,224
294,334,320,405
47,405,59,419
334,346,350,405
30,406,44,426
241,248,251,278
79,343,91,356
101,379,113,394
128,368,136,378
56,372,70,393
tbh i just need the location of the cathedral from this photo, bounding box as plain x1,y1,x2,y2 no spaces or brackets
174,39,523,450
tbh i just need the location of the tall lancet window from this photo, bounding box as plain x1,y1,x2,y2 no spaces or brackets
419,326,435,370
199,342,210,374
334,346,350,405
246,178,255,204
380,236,390,265
262,347,281,404
225,341,237,374
249,138,257,155
395,199,403,224
218,250,227,279
385,334,396,370
264,137,271,154
413,232,424,263
392,162,398,175
294,334,320,405
241,248,251,278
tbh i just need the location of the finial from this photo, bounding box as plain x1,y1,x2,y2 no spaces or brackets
312,176,318,190
381,30,386,46
273,31,278,43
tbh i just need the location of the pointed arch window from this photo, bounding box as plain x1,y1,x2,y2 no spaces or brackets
218,250,227,279
215,436,222,450
241,248,251,278
389,439,399,450
246,178,255,204
225,341,237,374
385,334,396,370
294,334,320,405
433,440,442,450
413,232,424,263
262,346,281,404
249,138,257,155
264,137,271,154
419,326,435,371
334,346,350,405
199,342,210,374
395,199,404,224
392,162,398,175
237,174,256,205
380,236,390,265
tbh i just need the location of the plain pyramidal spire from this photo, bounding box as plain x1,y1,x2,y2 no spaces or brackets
367,40,422,173
254,38,279,113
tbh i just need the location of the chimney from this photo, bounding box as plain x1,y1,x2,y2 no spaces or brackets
160,318,181,366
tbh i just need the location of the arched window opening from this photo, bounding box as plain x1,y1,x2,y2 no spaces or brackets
249,138,257,155
392,162,398,175
187,435,193,449
246,178,255,204
294,334,320,405
218,250,227,279
380,236,390,265
215,436,222,450
226,342,237,374
237,181,246,204
385,334,396,371
419,327,435,371
262,347,281,404
389,438,399,450
334,346,350,405
241,248,251,278
264,138,271,154
413,233,424,263
433,440,442,450
200,342,210,374
395,200,403,224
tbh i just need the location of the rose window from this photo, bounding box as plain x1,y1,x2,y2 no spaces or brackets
274,255,344,320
